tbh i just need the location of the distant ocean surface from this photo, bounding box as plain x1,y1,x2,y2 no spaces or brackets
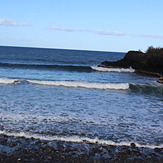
0,46,162,148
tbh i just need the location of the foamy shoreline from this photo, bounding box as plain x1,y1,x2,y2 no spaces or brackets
0,133,162,162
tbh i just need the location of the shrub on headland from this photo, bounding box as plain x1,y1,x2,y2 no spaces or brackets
145,46,163,55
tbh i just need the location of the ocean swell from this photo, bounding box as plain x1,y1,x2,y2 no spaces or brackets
0,62,93,72
129,83,163,96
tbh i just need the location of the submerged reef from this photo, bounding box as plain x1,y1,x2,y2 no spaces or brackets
98,46,163,84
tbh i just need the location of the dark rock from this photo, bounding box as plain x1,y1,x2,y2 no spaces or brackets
130,143,136,148
154,148,162,153
116,150,131,157
0,133,163,162
157,76,163,84
98,50,163,84
0,135,8,145
91,147,102,154
131,150,141,156
45,145,55,153
57,144,64,151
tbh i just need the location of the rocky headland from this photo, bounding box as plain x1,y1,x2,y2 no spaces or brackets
98,46,163,84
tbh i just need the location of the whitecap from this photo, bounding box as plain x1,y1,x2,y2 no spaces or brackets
0,77,19,85
0,130,162,149
27,80,129,90
91,66,135,73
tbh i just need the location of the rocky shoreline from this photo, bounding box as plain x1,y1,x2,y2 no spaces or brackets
98,49,163,84
0,133,163,163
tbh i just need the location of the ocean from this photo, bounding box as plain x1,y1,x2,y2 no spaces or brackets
0,46,162,149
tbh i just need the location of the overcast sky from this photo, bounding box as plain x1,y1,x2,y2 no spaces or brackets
0,0,163,52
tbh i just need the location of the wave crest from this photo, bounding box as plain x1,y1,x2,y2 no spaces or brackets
0,130,162,149
27,80,129,90
0,78,19,84
91,66,135,72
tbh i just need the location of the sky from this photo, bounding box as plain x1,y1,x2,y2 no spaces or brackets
0,0,163,52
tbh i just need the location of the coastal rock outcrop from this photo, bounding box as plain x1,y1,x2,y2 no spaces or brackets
98,49,163,83
158,76,163,84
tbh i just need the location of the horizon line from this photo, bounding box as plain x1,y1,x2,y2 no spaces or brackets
0,44,126,53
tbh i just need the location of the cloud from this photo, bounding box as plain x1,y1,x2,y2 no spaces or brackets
0,18,31,26
49,26,76,32
49,26,125,36
49,26,163,39
140,34,163,39
86,29,125,36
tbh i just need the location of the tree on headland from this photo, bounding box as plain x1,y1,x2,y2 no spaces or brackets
145,46,163,55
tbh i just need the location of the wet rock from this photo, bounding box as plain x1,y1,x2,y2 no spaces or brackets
0,133,163,162
130,143,136,148
91,147,102,154
116,150,131,158
57,144,64,151
131,150,141,156
157,76,163,84
0,136,8,145
35,140,42,145
154,147,162,153
17,158,21,162
149,153,159,158
47,156,53,160
45,145,55,153
9,142,18,147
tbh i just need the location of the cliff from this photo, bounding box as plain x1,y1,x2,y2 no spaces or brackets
98,48,163,84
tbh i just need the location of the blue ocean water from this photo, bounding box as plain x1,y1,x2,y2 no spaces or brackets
0,46,162,148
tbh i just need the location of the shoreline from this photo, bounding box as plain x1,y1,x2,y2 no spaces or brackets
0,133,162,162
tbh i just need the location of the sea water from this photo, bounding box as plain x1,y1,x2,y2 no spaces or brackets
0,46,162,148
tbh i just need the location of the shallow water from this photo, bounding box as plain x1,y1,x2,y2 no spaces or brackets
0,46,162,148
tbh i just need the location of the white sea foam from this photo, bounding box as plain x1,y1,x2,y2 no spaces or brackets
0,130,162,149
0,78,19,84
91,66,135,73
27,80,129,90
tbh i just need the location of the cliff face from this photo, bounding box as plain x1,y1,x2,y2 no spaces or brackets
98,50,163,83
124,51,163,73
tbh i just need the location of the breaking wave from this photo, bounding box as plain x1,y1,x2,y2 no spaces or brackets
0,130,162,149
0,78,19,84
0,62,136,73
0,77,162,95
91,66,135,72
27,80,129,90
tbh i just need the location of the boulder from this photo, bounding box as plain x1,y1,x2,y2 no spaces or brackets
157,76,163,84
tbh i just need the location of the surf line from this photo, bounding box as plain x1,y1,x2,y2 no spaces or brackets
0,130,162,149
27,80,130,90
91,66,135,73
